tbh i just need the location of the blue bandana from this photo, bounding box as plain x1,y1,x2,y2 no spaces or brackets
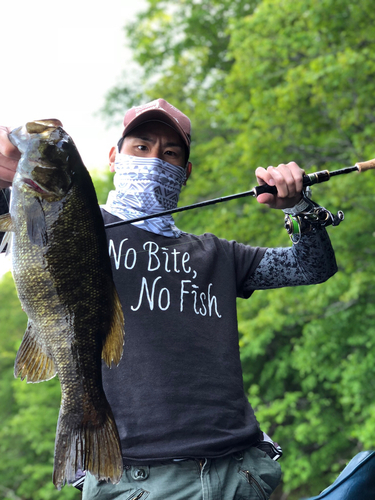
103,153,186,238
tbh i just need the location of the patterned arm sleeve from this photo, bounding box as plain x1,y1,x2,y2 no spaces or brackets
245,228,338,290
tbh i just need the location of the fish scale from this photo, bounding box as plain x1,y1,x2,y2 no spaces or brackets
0,120,125,489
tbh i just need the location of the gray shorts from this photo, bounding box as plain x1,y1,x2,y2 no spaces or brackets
82,446,281,499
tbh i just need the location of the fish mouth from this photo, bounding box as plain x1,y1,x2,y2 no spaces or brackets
22,177,50,195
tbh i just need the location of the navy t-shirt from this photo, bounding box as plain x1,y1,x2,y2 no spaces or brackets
101,209,266,463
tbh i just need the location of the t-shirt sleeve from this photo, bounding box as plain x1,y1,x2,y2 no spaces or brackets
228,240,267,299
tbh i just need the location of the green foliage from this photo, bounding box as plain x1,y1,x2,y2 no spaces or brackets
2,0,375,498
91,168,115,205
101,0,375,497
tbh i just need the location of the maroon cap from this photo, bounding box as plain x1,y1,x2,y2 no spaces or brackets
122,98,191,151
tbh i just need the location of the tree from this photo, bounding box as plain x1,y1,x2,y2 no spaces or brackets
102,1,375,497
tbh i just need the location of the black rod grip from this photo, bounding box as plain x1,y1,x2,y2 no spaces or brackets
253,169,332,196
252,184,278,196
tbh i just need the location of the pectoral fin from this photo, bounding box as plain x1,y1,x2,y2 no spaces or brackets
26,198,48,247
0,213,13,232
15,321,56,383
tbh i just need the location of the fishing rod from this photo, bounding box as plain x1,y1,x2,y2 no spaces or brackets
104,158,375,229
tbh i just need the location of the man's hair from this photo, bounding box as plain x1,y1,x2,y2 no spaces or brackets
117,136,125,152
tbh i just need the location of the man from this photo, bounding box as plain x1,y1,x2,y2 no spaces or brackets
0,99,337,499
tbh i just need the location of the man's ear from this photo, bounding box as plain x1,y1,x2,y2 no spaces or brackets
184,162,192,185
109,146,116,172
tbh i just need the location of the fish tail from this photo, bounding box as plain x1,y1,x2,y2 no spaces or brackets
53,405,123,490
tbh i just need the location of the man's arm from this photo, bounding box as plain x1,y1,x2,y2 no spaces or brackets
246,228,337,290
248,160,338,289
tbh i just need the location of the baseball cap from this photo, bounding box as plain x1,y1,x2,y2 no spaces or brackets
122,99,191,153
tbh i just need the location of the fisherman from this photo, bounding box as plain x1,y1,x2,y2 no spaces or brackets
0,100,337,500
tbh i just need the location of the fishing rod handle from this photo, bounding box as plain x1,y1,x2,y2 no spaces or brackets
252,172,324,196
356,158,375,172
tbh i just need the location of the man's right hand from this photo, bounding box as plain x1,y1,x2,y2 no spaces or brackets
0,126,20,189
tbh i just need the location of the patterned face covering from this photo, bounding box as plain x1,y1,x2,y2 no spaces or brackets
103,153,187,238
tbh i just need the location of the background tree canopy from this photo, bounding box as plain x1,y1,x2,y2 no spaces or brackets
1,0,375,498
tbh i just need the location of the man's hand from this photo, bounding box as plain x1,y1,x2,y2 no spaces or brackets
0,126,20,189
255,161,304,210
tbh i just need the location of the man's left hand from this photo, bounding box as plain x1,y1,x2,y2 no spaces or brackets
255,161,304,210
0,125,20,189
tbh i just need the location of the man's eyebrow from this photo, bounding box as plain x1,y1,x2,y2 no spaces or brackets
130,135,183,149
165,142,183,149
133,135,152,142
129,135,153,142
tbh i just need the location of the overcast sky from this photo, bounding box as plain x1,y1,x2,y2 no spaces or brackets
2,0,146,165
0,0,146,274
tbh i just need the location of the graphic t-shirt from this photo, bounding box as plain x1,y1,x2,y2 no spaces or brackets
101,209,267,463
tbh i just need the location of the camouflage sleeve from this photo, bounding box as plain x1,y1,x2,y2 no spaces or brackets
245,228,338,290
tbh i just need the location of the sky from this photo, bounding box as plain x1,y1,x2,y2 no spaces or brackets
0,0,146,275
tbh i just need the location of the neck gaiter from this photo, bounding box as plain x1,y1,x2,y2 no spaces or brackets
103,153,186,238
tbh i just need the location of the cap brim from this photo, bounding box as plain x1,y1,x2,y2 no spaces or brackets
123,110,190,150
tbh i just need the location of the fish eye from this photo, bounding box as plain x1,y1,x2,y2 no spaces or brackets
57,140,69,151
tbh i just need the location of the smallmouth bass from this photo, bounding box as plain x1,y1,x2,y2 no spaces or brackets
0,120,124,489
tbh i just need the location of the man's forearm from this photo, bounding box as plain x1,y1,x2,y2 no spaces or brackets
247,228,338,290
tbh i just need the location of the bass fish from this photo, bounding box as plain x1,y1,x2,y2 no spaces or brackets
0,120,124,489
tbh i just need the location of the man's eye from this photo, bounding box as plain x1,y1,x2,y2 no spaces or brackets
165,150,176,156
137,145,147,151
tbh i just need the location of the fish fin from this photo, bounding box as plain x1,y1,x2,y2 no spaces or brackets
14,322,56,383
102,286,125,368
0,213,13,232
26,198,48,247
0,213,14,254
26,119,63,134
53,403,123,489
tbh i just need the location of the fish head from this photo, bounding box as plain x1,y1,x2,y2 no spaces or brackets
9,119,82,199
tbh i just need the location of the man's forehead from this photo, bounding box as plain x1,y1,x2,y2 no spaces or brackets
125,121,184,145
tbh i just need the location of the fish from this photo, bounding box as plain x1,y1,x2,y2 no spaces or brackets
0,120,125,489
